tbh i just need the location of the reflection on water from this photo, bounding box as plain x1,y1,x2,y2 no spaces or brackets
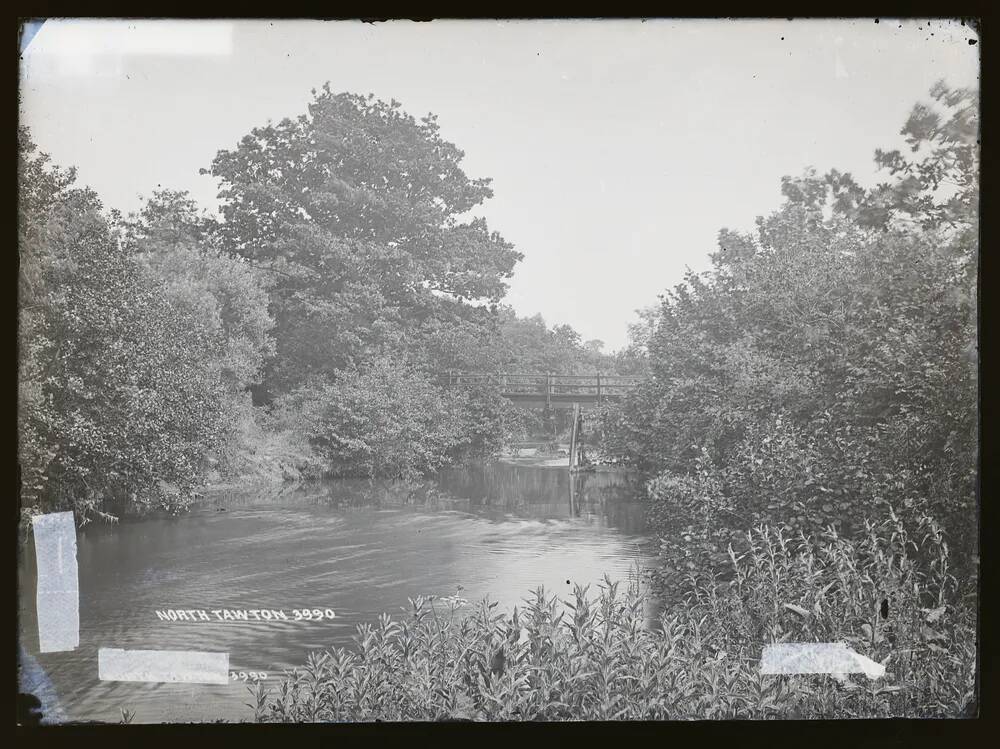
18,462,655,724
272,462,649,532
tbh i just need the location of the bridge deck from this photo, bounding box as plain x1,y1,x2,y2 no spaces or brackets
445,372,644,408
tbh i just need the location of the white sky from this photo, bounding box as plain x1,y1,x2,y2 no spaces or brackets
19,19,979,351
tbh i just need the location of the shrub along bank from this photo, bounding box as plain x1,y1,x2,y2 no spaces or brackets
599,82,979,602
251,512,975,721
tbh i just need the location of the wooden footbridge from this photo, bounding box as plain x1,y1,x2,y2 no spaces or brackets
444,372,645,410
444,372,646,469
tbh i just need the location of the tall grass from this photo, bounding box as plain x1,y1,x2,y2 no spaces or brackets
251,512,976,721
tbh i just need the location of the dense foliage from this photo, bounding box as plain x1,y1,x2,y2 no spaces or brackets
201,87,615,475
600,81,978,583
17,132,260,521
19,90,625,516
204,87,522,396
124,189,275,394
272,358,467,480
252,512,975,721
18,70,978,722
494,306,613,375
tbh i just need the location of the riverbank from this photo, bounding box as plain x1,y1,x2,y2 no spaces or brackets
200,445,629,498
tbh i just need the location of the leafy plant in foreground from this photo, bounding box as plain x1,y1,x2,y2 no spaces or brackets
252,514,975,722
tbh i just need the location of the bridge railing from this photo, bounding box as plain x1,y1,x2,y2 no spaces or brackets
445,372,645,398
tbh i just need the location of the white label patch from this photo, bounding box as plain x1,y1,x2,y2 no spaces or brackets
98,648,230,684
32,512,80,653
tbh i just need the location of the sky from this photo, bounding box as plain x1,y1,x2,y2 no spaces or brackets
19,19,979,351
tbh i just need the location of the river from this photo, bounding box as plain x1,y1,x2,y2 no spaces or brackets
18,460,656,724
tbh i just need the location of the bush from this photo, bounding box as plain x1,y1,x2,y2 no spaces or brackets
272,363,542,478
18,188,235,521
212,399,326,485
599,84,978,580
450,383,535,461
19,134,278,521
251,514,976,722
274,357,468,479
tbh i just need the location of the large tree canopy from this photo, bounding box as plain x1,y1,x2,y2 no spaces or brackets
203,88,522,395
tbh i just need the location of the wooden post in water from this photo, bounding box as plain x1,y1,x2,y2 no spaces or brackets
568,469,577,516
569,402,581,468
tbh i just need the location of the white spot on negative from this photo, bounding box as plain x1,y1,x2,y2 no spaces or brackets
760,642,885,679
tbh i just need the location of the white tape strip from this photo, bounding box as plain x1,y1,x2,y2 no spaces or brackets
760,642,885,679
31,512,80,653
98,648,230,684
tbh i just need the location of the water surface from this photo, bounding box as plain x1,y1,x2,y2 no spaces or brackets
18,461,654,723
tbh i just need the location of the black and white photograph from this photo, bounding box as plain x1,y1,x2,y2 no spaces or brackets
16,17,980,725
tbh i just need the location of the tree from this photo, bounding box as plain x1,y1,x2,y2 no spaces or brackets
275,357,467,480
612,304,657,375
602,82,978,571
125,189,275,393
493,307,616,375
18,131,238,520
871,80,979,232
203,88,522,396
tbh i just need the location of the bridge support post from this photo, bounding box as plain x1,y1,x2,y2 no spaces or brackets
569,403,581,468
568,469,577,516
